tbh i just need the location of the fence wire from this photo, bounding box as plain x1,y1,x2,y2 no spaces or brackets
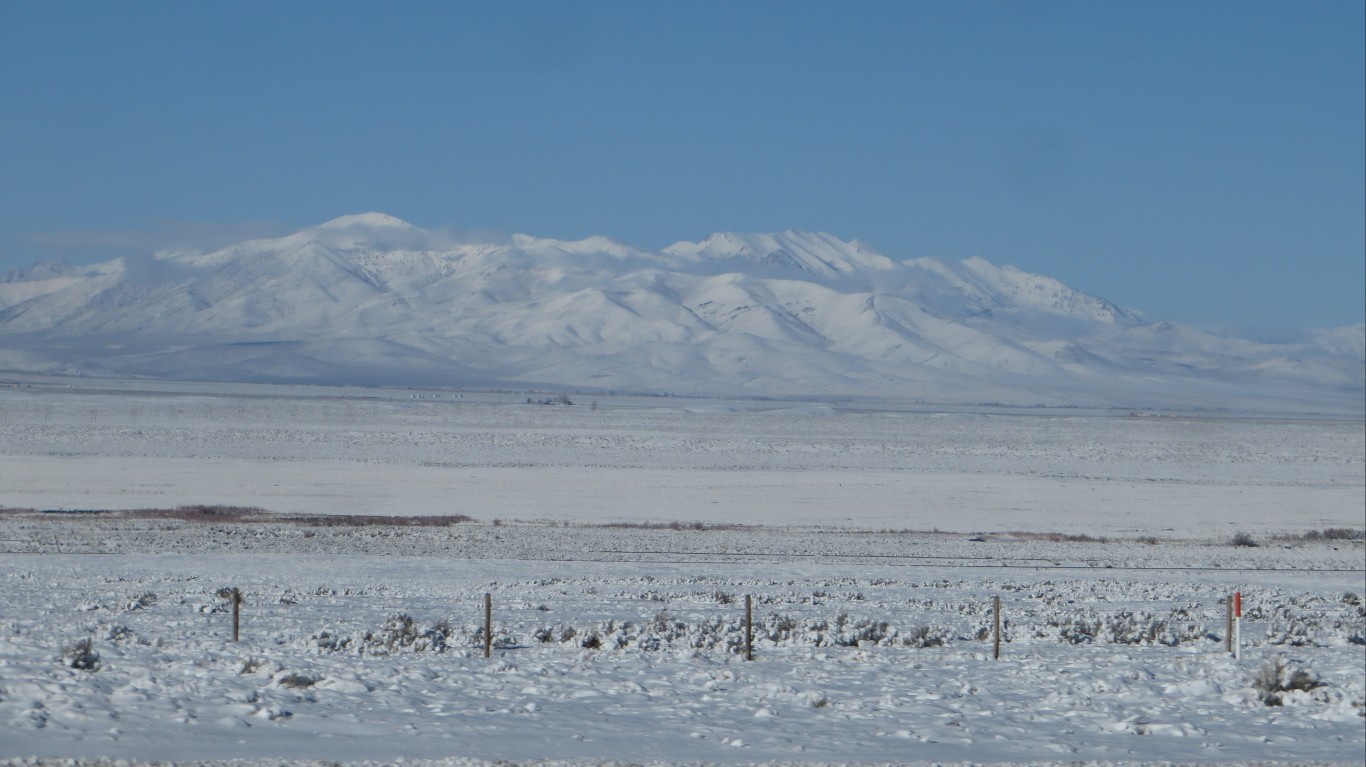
7,579,1360,662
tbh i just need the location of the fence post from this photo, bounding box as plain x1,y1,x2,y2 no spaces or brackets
484,592,492,658
231,588,241,643
992,596,1001,660
745,594,753,661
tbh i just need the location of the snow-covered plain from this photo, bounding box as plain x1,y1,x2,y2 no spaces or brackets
1,378,1363,766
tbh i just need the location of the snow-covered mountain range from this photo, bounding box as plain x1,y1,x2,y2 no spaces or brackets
2,213,1361,412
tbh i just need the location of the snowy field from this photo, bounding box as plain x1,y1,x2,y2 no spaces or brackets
1,378,1363,766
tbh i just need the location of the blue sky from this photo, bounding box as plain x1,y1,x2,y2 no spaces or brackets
2,1,1362,330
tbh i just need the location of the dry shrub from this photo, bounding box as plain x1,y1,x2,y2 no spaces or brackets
905,625,947,648
1007,531,1110,543
587,520,750,531
1293,528,1365,541
362,613,456,654
15,505,475,527
131,505,270,523
1252,658,1324,706
287,514,475,527
277,672,320,689
1322,528,1363,540
63,638,101,671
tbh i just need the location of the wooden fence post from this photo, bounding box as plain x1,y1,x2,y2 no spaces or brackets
745,594,753,661
231,588,241,642
992,595,1001,660
484,592,492,658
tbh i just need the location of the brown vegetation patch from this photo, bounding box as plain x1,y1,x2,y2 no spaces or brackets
1004,531,1112,544
1275,528,1365,542
583,520,755,532
6,505,474,527
286,514,475,527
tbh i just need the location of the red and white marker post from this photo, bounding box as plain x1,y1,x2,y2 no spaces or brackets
1233,591,1243,660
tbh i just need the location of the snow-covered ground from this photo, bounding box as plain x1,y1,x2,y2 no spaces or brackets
1,379,1363,766
2,379,1362,537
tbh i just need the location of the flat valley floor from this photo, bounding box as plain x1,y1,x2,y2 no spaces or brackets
1,379,1363,766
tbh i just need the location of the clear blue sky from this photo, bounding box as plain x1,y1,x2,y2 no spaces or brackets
2,1,1362,330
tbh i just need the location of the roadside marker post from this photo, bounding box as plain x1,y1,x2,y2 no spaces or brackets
1233,591,1242,660
1225,595,1233,654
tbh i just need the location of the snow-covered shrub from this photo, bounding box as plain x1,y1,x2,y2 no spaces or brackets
367,613,419,652
903,625,948,648
63,638,100,671
759,613,801,644
276,672,320,689
1057,616,1101,644
1231,532,1259,547
1252,657,1325,706
972,617,1009,643
830,612,893,647
1106,612,1166,645
362,613,454,654
649,610,668,631
98,623,134,643
430,619,457,650
310,630,352,654
649,611,689,643
1266,617,1317,647
1106,611,1205,646
123,592,157,611
1036,608,1207,646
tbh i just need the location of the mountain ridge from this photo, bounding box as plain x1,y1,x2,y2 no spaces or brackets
1,213,1361,413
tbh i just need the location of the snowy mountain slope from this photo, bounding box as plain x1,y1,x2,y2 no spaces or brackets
0,213,1361,411
663,230,900,277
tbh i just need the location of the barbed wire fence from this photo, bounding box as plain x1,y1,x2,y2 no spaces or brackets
10,579,1362,666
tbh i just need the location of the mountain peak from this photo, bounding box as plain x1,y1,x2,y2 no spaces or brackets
293,213,432,254
317,213,414,230
690,230,841,251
